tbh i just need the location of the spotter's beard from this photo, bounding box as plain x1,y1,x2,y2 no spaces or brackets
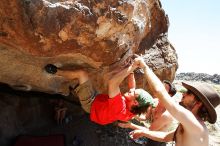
179,101,194,110
179,101,186,108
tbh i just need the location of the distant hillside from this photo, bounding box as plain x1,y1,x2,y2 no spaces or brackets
175,72,220,84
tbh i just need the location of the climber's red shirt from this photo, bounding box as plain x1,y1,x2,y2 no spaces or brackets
90,93,134,125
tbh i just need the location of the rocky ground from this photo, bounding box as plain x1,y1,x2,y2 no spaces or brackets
208,105,220,146
176,72,220,84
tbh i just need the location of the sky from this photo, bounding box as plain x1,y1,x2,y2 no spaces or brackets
160,0,220,75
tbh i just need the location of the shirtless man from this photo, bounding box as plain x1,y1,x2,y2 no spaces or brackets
152,80,177,121
128,57,220,146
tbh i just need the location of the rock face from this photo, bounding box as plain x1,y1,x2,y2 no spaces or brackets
0,0,178,95
0,0,178,144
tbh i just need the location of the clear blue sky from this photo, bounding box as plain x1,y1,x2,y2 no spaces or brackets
161,0,220,75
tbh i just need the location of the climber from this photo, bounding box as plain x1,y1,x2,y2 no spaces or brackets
44,57,156,125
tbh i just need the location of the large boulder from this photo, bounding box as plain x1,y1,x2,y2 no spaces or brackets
0,0,178,95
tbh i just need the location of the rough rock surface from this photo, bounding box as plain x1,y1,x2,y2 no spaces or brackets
0,0,178,95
